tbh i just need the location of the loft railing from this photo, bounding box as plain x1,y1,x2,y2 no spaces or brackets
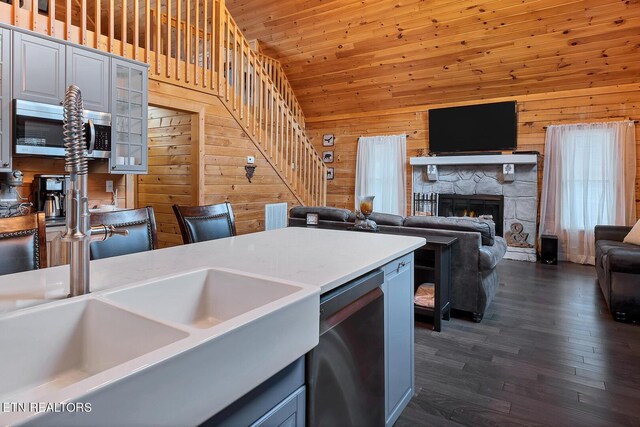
0,0,326,207
218,8,326,206
257,53,305,128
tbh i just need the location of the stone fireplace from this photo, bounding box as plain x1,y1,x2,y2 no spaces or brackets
410,154,539,262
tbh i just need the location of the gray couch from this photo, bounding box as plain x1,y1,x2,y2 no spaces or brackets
595,225,640,322
289,206,507,322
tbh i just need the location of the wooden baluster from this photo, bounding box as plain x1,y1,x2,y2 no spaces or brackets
121,0,127,56
134,0,139,59
239,42,244,121
286,118,291,179
12,0,17,26
155,0,161,73
109,0,114,52
185,0,190,83
95,0,101,49
224,13,230,100
203,0,207,88
80,0,86,44
269,87,274,158
253,54,258,135
194,0,199,86
166,0,171,77
211,0,217,90
275,100,280,166
65,0,71,39
145,0,150,63
31,0,37,32
177,0,181,80
49,0,55,36
217,3,225,94
234,28,239,112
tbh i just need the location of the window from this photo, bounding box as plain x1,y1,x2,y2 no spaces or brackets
539,121,636,264
355,135,407,216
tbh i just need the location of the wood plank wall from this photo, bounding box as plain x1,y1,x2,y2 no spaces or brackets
203,96,302,234
137,106,193,248
305,83,640,221
13,157,127,210
146,79,301,236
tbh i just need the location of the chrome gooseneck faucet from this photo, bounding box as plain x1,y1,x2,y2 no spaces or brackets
62,85,128,297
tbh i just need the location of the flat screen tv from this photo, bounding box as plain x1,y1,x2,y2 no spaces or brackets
428,101,517,154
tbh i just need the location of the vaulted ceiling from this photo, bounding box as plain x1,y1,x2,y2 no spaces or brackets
226,0,640,118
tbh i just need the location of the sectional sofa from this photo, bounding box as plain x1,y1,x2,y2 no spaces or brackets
289,206,507,322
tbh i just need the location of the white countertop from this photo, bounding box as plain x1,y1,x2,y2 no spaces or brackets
0,227,424,426
0,227,426,310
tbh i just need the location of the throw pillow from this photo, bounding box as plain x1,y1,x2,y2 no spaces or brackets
623,219,640,245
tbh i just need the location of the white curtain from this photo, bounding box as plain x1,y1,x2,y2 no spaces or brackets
539,121,636,265
355,135,407,216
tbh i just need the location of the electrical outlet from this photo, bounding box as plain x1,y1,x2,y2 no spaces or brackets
105,180,114,193
247,156,255,164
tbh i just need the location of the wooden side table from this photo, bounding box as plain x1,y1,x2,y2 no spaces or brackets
413,236,457,332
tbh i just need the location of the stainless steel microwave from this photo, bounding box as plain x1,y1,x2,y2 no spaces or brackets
13,99,112,158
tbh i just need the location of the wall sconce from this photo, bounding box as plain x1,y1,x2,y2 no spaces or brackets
245,164,257,183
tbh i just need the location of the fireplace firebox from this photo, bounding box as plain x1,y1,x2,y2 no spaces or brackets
437,194,504,236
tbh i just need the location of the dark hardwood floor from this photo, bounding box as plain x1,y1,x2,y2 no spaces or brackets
396,260,640,427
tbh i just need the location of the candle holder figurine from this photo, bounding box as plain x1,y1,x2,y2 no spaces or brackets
354,195,378,231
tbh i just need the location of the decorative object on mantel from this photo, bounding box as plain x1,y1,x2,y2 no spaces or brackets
244,164,256,183
322,134,335,146
326,167,334,180
502,164,515,182
505,222,533,248
322,151,334,163
354,195,378,231
426,164,438,181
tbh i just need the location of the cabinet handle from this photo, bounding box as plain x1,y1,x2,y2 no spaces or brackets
2,162,8,167
397,261,406,273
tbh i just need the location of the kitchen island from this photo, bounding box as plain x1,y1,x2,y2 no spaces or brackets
0,227,424,426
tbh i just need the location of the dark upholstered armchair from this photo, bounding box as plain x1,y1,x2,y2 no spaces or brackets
595,225,640,322
172,202,236,244
0,213,47,275
89,207,158,260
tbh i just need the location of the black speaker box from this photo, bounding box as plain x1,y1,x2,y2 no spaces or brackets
540,234,558,265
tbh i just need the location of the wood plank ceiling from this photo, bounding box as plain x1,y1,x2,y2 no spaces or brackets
226,0,640,118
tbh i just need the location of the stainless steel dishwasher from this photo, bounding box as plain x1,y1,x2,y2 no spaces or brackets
306,269,385,427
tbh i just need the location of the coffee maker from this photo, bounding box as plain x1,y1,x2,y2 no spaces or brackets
32,174,67,222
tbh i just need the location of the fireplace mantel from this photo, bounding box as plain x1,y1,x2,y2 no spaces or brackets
410,154,538,166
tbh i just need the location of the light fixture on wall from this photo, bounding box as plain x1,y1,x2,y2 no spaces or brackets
245,156,256,183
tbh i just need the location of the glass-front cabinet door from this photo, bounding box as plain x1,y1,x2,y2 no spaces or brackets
0,28,11,172
111,59,148,174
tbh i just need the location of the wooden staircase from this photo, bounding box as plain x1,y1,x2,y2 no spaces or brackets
217,6,326,206
1,0,326,207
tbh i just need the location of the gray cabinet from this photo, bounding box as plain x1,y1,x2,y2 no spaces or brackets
383,252,415,427
111,59,148,174
251,386,305,427
13,32,65,105
204,357,305,427
0,28,11,171
66,46,110,112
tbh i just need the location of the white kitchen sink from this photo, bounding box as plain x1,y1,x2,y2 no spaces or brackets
0,298,188,400
102,268,300,328
0,268,319,426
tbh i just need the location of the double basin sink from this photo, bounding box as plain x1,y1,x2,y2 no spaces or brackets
0,268,319,426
